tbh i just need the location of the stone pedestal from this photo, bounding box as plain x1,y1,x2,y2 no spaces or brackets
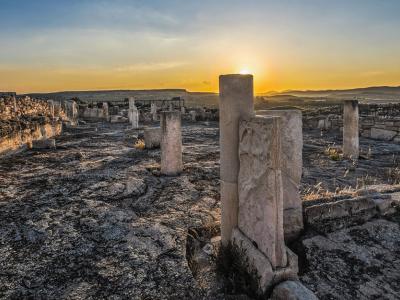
238,116,286,268
256,110,303,242
231,229,298,295
144,127,161,149
160,111,182,176
219,74,254,246
343,100,359,159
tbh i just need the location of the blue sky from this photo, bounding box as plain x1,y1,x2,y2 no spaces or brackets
1,0,399,92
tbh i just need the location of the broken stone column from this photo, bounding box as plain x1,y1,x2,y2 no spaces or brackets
231,115,298,295
343,100,359,159
219,74,254,245
256,110,303,242
151,103,158,121
238,116,286,268
47,100,55,119
160,111,182,175
190,110,197,121
102,102,109,121
54,101,62,117
181,106,186,114
128,97,139,129
168,103,174,111
65,100,78,125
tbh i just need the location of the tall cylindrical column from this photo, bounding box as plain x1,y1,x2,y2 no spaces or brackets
219,74,254,245
343,100,359,159
161,111,183,176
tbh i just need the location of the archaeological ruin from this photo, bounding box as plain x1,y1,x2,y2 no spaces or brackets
1,77,400,300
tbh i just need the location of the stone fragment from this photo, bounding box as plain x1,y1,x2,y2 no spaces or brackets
271,280,318,300
144,127,161,149
370,127,397,141
160,111,182,176
238,115,286,268
32,139,56,150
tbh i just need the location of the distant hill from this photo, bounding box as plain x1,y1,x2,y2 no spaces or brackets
261,86,400,100
25,89,188,104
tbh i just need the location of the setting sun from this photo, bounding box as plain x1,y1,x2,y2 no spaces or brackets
239,69,251,75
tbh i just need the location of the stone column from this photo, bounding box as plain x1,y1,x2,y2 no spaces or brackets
190,111,197,121
151,103,158,121
257,110,303,242
65,100,78,125
128,97,139,129
102,102,109,121
219,74,254,246
238,115,286,268
168,103,174,111
181,106,186,114
47,100,55,119
343,100,359,159
160,111,183,175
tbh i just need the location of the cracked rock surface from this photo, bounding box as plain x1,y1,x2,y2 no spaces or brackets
0,122,220,299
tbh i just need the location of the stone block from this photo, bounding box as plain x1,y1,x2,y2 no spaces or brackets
271,281,318,300
370,127,397,141
32,139,56,150
144,127,161,149
238,115,286,268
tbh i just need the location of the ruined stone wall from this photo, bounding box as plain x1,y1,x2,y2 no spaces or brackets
303,103,400,142
0,96,63,155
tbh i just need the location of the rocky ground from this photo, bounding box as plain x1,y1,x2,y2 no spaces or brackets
0,121,400,299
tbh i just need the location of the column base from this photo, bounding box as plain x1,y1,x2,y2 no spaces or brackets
231,227,298,296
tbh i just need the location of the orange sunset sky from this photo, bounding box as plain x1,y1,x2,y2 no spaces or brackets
1,0,399,94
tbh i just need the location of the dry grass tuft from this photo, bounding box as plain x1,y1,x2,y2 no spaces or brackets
134,139,145,150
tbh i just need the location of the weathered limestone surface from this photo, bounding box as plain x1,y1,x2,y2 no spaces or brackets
160,111,182,176
343,100,359,159
219,74,254,245
238,116,286,268
256,110,303,241
144,127,161,149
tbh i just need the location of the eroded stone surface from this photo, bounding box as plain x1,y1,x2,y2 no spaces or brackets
238,116,286,268
0,122,220,299
301,218,400,299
